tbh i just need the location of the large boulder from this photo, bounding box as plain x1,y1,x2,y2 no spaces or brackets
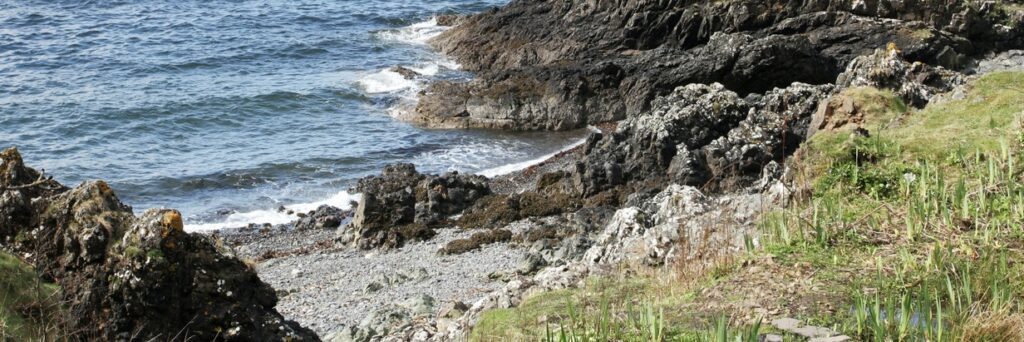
345,164,490,249
0,147,318,341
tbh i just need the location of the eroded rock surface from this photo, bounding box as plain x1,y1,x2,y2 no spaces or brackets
407,0,1023,131
344,164,490,249
0,147,317,341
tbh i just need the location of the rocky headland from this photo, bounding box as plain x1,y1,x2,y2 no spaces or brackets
3,0,1023,341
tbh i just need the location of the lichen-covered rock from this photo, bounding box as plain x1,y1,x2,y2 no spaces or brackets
583,185,710,267
698,83,834,190
836,46,966,107
570,83,749,196
0,148,318,341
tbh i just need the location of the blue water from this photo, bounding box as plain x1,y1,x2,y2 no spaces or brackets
0,0,586,230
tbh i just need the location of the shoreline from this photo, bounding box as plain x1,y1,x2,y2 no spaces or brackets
3,1,1023,341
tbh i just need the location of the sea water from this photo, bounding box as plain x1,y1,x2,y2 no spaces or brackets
0,1,588,230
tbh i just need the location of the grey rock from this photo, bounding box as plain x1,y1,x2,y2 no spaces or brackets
771,317,803,331
401,294,436,317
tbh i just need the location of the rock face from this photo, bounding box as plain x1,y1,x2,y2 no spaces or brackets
345,164,490,249
406,0,1023,131
0,147,317,341
564,82,831,197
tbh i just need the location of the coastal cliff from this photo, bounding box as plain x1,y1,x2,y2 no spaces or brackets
3,0,1024,341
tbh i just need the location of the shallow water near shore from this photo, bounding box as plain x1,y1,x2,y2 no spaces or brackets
0,0,587,230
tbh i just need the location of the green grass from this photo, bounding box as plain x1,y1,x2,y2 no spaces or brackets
765,71,1024,341
470,72,1024,341
0,250,62,341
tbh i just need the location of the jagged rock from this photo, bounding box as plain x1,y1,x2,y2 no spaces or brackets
572,83,748,195
569,82,828,195
345,164,489,249
584,184,710,266
0,148,317,341
295,205,348,230
410,0,1019,131
836,47,967,107
389,66,421,80
698,83,833,190
435,301,468,334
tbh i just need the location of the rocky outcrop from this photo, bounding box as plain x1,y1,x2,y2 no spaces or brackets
343,164,490,249
0,147,317,341
561,82,831,197
837,46,967,107
406,0,1023,131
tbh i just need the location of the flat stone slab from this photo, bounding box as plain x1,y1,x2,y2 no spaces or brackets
793,325,837,338
771,317,843,339
771,317,802,331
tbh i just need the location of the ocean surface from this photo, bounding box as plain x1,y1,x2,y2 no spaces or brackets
0,0,588,230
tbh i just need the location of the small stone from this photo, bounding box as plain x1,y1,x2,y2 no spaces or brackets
762,334,783,342
291,269,304,278
363,281,384,294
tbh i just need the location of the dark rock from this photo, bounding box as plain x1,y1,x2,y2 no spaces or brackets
389,66,421,80
346,163,490,249
439,229,513,255
294,205,348,230
407,0,1020,131
565,80,832,196
0,148,318,341
455,191,580,229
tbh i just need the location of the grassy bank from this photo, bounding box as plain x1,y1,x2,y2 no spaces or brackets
470,72,1024,341
0,251,62,340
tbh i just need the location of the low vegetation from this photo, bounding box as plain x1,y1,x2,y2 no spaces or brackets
0,250,63,340
470,72,1024,341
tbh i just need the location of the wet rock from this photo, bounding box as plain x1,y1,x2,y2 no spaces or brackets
295,205,348,230
389,66,421,80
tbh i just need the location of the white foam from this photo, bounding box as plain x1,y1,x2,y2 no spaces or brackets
477,126,599,178
357,69,418,94
375,17,448,45
184,191,361,232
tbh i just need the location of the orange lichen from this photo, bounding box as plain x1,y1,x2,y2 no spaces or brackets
161,211,184,232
